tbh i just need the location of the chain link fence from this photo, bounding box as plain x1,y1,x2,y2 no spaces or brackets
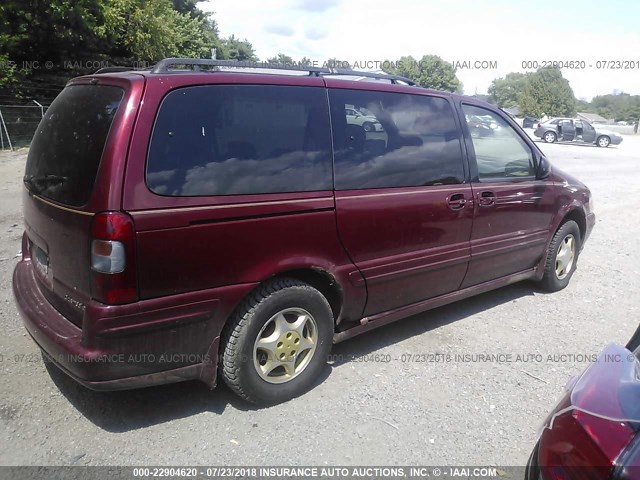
0,103,49,150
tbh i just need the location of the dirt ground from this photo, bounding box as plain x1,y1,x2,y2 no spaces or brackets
1,136,639,466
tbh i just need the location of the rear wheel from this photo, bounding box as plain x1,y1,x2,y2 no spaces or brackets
220,278,333,404
543,131,557,143
540,220,581,292
597,135,610,147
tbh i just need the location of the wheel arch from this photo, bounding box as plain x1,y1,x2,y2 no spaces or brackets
562,208,587,242
269,268,343,323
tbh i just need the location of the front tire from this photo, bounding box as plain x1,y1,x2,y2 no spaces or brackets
597,135,610,147
543,131,557,143
220,278,333,405
540,220,581,292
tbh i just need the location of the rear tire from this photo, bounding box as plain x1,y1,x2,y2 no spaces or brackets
543,131,557,143
540,220,581,292
597,135,610,147
220,278,333,405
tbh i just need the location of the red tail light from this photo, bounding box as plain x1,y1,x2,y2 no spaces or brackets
90,212,137,304
537,345,638,480
538,410,634,480
538,123,542,128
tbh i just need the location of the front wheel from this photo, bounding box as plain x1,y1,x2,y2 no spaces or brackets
543,131,557,143
220,278,333,405
540,220,581,292
597,135,610,147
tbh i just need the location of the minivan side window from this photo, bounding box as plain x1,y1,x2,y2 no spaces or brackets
329,89,464,190
147,85,332,196
462,105,535,180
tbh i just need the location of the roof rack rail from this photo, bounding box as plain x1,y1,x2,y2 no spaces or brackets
149,58,417,86
94,66,138,74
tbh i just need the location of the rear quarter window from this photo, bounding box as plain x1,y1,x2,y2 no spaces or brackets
146,85,333,196
25,85,124,206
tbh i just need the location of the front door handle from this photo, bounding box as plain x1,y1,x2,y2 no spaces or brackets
478,191,496,207
447,193,467,211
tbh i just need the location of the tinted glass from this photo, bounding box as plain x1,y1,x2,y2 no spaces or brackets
147,85,332,196
25,85,124,206
329,89,464,190
462,105,535,180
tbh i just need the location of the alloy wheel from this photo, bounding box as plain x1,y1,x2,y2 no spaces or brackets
252,308,318,384
555,234,576,280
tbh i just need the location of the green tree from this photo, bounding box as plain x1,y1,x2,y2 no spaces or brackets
218,35,258,61
382,55,461,92
488,72,529,107
589,93,640,122
171,0,204,17
0,54,19,89
266,53,294,65
100,0,216,62
519,67,576,117
0,0,105,64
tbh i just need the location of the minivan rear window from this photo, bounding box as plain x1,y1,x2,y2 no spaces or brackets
146,85,332,196
25,85,124,207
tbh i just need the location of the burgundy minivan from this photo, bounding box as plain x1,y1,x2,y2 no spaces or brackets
13,58,595,404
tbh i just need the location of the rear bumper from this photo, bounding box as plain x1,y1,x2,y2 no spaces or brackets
13,259,255,390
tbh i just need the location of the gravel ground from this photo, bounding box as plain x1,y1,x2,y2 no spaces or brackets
0,135,639,467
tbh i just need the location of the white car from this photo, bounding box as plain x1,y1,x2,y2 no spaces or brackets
345,107,384,132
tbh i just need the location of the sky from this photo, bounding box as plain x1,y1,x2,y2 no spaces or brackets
200,0,640,100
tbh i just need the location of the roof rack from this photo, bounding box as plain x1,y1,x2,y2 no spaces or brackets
149,58,417,86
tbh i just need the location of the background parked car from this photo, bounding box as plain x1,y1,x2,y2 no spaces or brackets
345,107,384,132
465,114,496,137
534,118,623,147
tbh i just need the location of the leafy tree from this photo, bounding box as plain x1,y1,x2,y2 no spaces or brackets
589,93,640,122
575,99,596,113
218,35,258,61
382,55,461,92
0,54,19,89
0,0,105,64
519,67,576,117
488,72,529,107
100,0,216,62
171,0,204,17
266,53,295,65
299,57,314,67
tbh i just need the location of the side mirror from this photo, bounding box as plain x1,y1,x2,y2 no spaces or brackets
536,156,552,179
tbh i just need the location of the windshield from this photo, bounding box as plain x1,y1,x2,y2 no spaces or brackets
25,84,124,207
